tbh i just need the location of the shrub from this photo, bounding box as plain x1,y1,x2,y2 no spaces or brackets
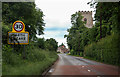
2,45,23,66
27,48,46,62
84,34,120,65
2,45,58,75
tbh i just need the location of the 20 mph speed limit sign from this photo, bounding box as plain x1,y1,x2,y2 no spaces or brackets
8,21,29,44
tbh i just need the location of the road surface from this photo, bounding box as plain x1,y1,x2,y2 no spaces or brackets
47,54,119,77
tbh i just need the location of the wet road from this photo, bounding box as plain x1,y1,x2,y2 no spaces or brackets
48,54,119,76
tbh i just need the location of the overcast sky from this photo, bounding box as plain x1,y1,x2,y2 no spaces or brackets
35,0,94,48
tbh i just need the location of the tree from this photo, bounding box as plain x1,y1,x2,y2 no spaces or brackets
45,38,58,51
65,11,88,54
37,38,45,49
2,2,45,41
59,43,65,47
2,2,45,56
89,2,119,34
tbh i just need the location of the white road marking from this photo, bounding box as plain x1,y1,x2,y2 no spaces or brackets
88,70,91,72
49,69,54,73
82,66,84,68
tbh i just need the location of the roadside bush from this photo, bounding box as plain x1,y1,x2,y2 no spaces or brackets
69,49,84,57
2,43,58,75
70,49,74,55
27,48,46,62
84,34,120,65
2,45,23,66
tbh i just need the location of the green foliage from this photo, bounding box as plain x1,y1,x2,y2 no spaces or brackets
66,2,119,66
65,11,87,52
2,23,12,44
2,2,45,40
88,26,98,43
70,49,74,55
2,45,23,66
59,43,65,47
69,49,83,57
3,51,23,66
84,34,120,65
27,47,46,62
45,38,58,51
2,44,58,75
94,2,119,34
36,38,45,49
66,3,119,62
2,2,58,76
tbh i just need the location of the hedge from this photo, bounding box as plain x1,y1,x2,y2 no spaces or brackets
84,34,120,65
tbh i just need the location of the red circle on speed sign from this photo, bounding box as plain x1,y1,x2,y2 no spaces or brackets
13,21,24,32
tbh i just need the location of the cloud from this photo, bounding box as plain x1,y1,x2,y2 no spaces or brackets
36,27,69,47
44,18,71,28
45,27,67,31
37,30,68,39
35,0,93,48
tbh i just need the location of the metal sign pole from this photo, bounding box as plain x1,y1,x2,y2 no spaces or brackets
12,44,14,52
23,45,25,59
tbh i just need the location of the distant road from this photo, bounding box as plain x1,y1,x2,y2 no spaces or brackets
48,54,119,76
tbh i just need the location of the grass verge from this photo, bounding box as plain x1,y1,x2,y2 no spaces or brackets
2,46,58,75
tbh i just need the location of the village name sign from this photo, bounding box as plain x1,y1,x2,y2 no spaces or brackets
8,21,29,44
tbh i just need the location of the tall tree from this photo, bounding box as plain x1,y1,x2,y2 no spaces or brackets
37,38,45,49
65,11,88,53
45,38,58,51
59,43,65,47
2,2,45,41
92,2,119,34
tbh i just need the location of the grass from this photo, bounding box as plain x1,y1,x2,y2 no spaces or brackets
3,59,55,75
2,46,58,75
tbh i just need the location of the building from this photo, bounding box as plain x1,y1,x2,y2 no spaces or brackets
57,45,69,53
79,11,93,28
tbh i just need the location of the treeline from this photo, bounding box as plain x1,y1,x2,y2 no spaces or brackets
65,2,119,65
2,2,58,75
36,38,58,51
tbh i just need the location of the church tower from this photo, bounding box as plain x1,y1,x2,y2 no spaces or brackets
79,11,93,28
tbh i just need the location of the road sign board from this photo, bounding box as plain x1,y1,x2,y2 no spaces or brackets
8,32,29,44
8,21,29,44
14,22,24,32
12,21,25,32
